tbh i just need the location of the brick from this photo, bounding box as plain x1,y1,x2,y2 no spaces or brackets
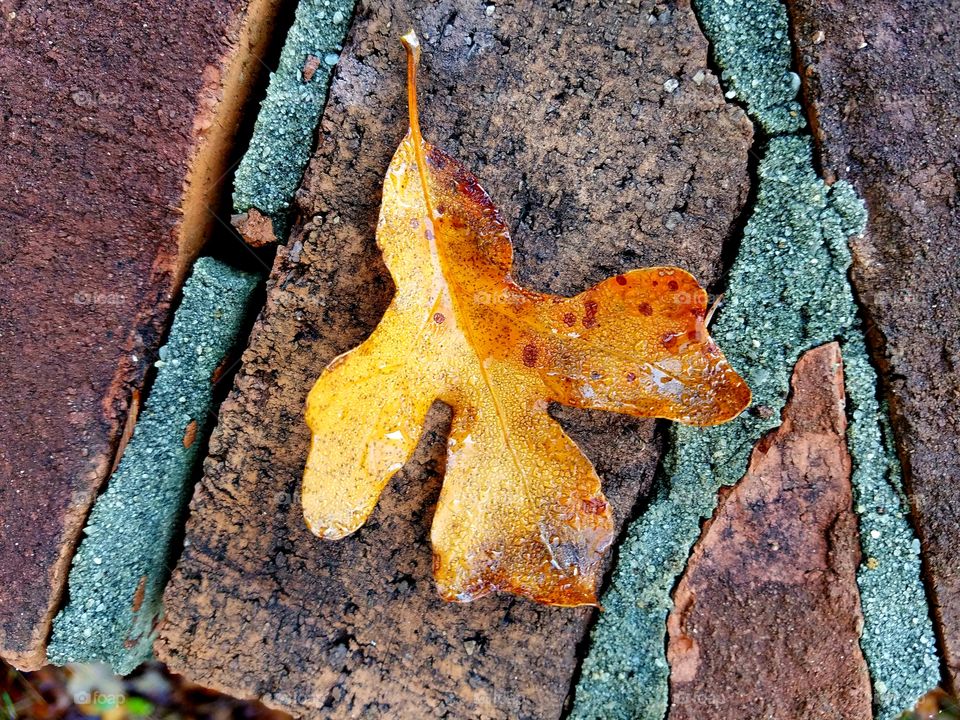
787,0,960,688
0,0,285,668
668,343,872,719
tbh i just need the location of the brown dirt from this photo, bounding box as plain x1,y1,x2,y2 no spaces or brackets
232,209,278,248
786,0,960,688
668,342,872,719
0,0,285,669
156,1,753,717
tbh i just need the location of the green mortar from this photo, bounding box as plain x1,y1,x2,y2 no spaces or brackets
693,0,805,135
232,0,356,235
570,0,939,713
48,258,259,674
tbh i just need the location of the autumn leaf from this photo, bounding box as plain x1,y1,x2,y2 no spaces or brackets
302,31,750,607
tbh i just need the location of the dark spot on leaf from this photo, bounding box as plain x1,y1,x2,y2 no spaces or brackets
428,147,448,169
522,343,538,367
562,312,577,326
583,300,599,328
615,274,627,286
668,280,679,291
638,302,653,316
434,312,445,324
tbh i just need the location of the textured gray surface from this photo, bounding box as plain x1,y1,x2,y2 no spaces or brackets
232,0,356,234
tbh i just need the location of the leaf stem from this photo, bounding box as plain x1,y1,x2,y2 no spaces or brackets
400,30,435,220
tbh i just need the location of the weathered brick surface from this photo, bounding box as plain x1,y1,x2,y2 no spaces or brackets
668,343,872,719
0,0,284,668
787,0,960,687
157,0,753,716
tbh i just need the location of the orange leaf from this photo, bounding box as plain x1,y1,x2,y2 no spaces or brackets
302,31,750,607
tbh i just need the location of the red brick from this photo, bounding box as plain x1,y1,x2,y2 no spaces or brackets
668,343,872,719
0,0,284,668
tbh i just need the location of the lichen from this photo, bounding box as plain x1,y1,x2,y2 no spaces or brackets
48,258,259,674
692,0,805,134
232,0,356,236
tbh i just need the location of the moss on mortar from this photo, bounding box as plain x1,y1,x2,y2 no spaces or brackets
692,0,805,134
570,135,938,720
232,0,355,236
48,258,259,674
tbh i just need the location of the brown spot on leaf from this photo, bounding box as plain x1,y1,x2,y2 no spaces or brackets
583,300,599,328
581,496,608,515
522,343,538,367
661,332,680,347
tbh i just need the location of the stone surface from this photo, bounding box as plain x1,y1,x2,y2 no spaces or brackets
48,258,260,674
158,0,752,716
0,0,285,669
787,0,960,689
667,342,872,720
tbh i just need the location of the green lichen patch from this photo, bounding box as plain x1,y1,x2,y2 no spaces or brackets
48,258,259,674
693,0,805,134
232,0,356,235
570,136,938,720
